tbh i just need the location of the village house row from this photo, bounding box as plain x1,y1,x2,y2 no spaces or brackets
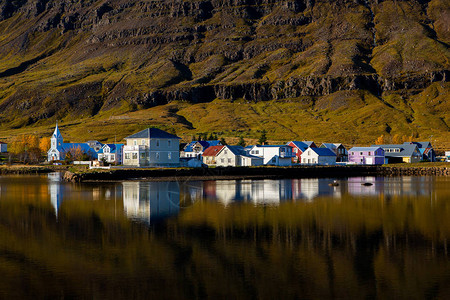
45,124,438,167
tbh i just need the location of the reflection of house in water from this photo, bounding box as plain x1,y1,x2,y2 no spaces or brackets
292,178,341,201
209,180,293,205
347,177,378,196
347,176,432,197
122,182,180,223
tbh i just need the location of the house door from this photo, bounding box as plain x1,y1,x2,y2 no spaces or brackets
366,157,373,165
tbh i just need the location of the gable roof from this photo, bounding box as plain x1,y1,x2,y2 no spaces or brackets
184,141,211,152
288,141,309,151
206,140,221,146
404,141,432,149
225,145,247,156
222,145,262,159
202,145,224,157
125,128,180,140
371,144,419,157
303,141,316,147
349,147,383,152
307,147,336,156
252,145,292,149
103,143,124,153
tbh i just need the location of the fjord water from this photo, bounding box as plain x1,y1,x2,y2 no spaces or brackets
0,174,449,299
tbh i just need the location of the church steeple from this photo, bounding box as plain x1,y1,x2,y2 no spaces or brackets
51,122,63,148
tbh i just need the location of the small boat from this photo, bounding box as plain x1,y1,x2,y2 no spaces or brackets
362,182,373,186
329,180,339,186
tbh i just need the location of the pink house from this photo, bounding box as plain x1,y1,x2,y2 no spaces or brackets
348,147,385,165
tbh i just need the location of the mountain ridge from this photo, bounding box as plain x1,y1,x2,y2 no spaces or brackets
0,0,448,146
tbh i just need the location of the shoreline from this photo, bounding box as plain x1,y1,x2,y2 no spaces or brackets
0,165,69,175
63,164,450,182
1,164,448,182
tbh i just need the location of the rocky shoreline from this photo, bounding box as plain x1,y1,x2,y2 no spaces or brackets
62,165,450,183
0,165,68,175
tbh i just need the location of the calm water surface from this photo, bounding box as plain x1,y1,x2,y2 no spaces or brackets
0,174,449,299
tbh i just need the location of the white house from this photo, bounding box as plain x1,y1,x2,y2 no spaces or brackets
98,144,124,165
215,145,263,167
0,142,7,153
300,147,336,165
247,145,294,166
122,128,180,167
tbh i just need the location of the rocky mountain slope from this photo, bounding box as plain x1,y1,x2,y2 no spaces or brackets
0,0,448,145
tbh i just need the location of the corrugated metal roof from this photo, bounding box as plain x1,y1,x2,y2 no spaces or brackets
288,141,309,151
309,147,336,156
349,147,382,152
125,128,180,140
370,144,419,157
202,145,224,157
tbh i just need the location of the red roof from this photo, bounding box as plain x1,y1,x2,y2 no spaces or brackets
202,145,224,157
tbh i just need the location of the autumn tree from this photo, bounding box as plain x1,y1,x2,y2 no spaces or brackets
39,137,51,153
374,135,385,145
9,134,41,163
402,135,413,143
392,134,402,144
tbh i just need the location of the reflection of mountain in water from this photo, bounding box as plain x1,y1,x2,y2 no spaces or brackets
122,182,180,224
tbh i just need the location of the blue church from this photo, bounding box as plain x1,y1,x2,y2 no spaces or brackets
47,123,98,161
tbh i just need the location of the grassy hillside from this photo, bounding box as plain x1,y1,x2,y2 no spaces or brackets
0,0,448,148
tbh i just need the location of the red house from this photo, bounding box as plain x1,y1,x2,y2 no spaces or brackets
286,141,317,163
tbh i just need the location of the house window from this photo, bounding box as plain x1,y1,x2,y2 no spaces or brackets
351,152,354,155
272,157,276,163
228,158,231,163
224,150,228,154
168,152,172,160
293,148,297,153
221,158,224,163
360,152,363,155
156,140,160,147
368,152,371,155
125,153,130,159
156,152,160,160
141,139,146,145
140,153,145,159
168,140,171,147
132,153,137,159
